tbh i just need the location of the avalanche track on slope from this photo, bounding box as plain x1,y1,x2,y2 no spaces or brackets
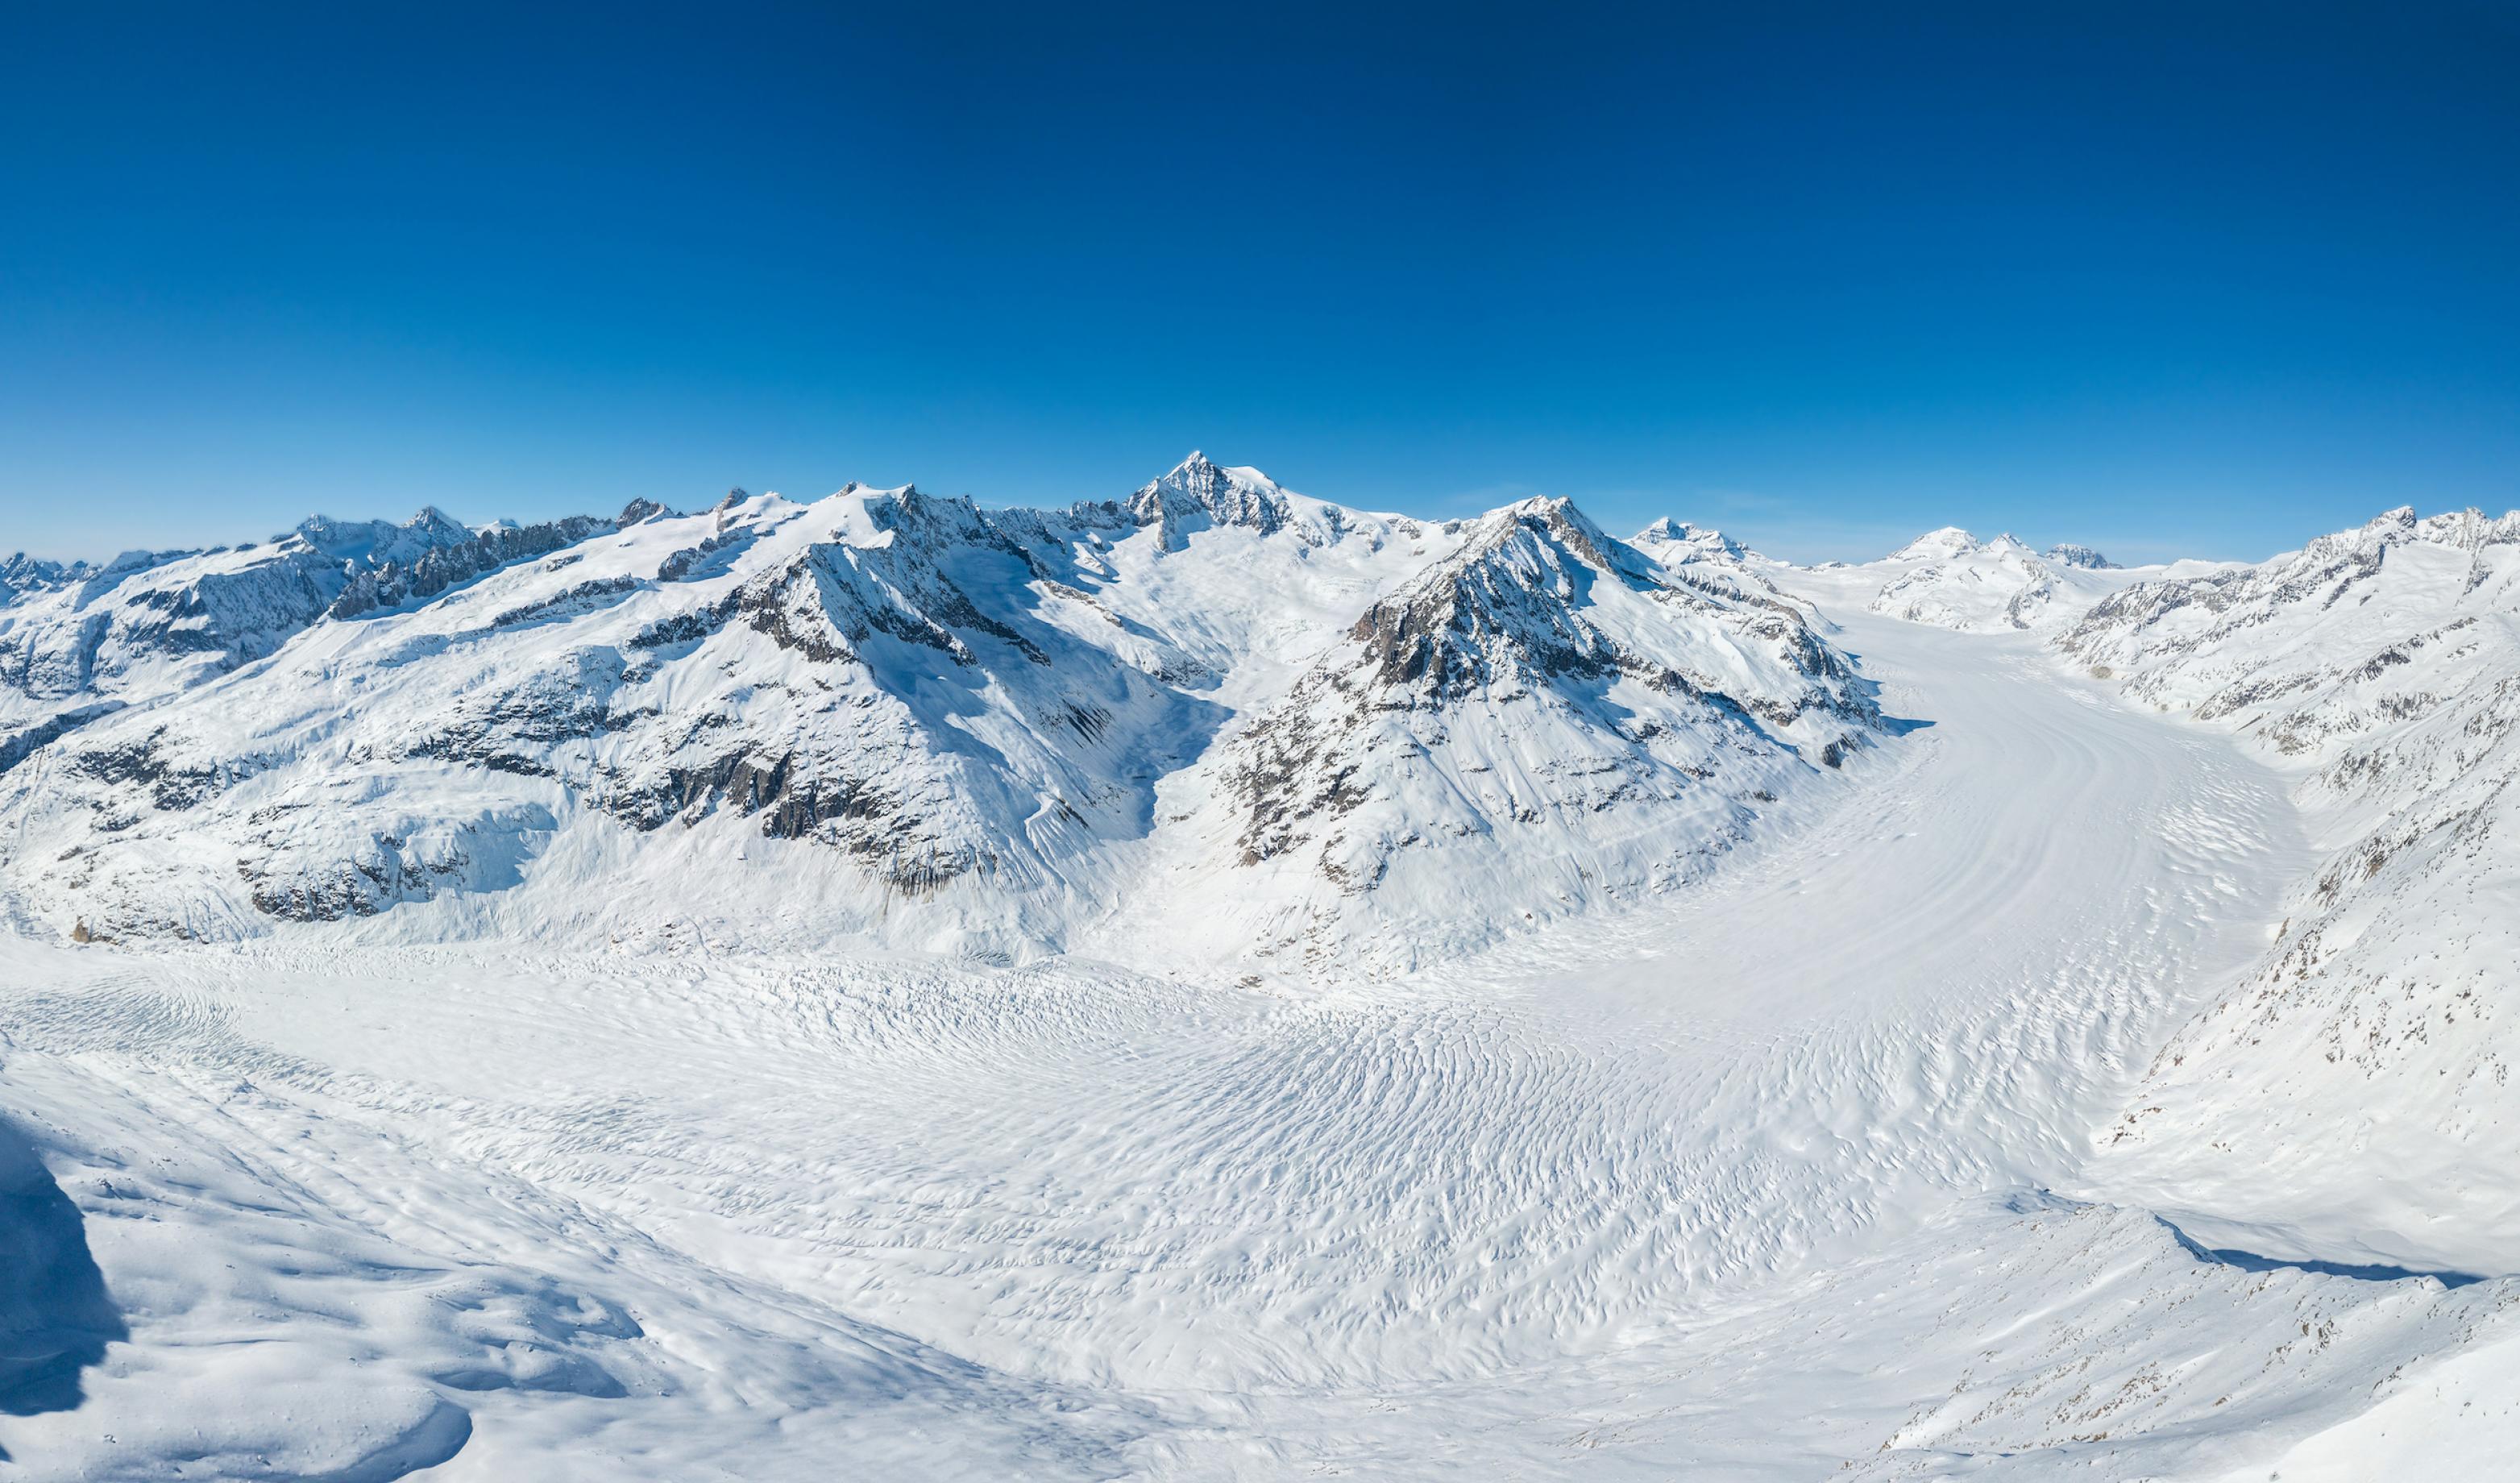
5,604,2515,1480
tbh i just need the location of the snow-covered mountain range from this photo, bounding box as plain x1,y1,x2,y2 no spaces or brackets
0,455,1879,970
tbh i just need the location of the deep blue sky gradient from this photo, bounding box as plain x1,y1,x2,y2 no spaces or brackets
5,2,2517,563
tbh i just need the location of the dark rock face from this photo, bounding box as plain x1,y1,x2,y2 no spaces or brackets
0,704,123,778
328,516,615,620
592,749,976,893
488,576,639,629
655,527,751,583
71,729,223,812
604,749,890,835
247,856,444,921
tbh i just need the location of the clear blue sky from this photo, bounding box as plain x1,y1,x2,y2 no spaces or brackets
5,2,2515,564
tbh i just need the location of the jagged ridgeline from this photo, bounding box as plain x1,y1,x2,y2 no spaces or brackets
0,455,1883,965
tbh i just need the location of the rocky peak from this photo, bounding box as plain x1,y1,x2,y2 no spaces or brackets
297,506,479,566
2044,542,2117,570
1343,497,1645,701
0,552,93,602
1128,451,1293,546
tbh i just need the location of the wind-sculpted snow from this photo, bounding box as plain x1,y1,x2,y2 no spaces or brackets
2059,505,2520,1277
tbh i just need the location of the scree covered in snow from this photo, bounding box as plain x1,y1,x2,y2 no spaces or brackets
4,458,2519,1480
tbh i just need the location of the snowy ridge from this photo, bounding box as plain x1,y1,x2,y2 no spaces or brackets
2044,541,2117,570
0,505,645,746
2059,504,2520,1275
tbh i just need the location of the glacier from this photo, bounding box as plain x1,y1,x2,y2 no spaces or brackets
2,459,2518,1479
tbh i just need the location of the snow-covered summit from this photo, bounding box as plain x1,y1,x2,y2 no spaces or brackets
1200,495,1878,965
297,505,476,564
1887,525,1982,562
1124,451,1296,544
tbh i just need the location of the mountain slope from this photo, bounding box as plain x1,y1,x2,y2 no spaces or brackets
1169,498,1879,967
2060,505,2520,1273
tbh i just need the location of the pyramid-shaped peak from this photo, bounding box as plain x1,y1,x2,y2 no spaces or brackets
1131,451,1293,544
1469,495,1628,574
1152,450,1281,491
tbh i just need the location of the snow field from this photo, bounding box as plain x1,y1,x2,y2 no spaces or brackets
10,598,2504,1477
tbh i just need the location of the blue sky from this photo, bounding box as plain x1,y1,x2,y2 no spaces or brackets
4,2,2515,564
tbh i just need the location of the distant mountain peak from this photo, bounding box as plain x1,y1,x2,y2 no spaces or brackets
1888,527,1979,562
1632,517,1753,563
1130,451,1293,546
2045,542,2117,570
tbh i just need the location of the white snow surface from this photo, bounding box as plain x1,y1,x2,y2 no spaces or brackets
1847,528,2180,633
3,480,2520,1478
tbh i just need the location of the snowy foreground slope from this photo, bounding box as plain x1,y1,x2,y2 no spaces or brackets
4,482,2520,1479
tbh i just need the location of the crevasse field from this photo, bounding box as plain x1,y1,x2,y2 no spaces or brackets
6,465,2518,1479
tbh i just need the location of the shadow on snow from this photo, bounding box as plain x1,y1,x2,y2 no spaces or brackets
0,1118,125,1458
